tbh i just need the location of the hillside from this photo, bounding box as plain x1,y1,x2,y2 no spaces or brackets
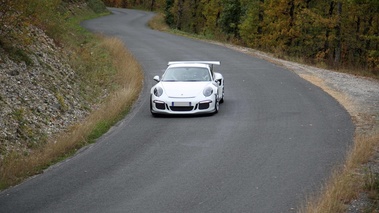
0,25,90,159
0,1,143,189
0,0,109,159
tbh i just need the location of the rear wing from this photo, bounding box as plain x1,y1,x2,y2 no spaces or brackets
167,61,221,66
167,61,220,72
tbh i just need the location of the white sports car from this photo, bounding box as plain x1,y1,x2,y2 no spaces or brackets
150,61,224,116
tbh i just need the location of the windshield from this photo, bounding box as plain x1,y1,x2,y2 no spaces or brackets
161,67,211,82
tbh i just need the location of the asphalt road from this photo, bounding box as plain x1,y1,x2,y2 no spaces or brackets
0,8,354,213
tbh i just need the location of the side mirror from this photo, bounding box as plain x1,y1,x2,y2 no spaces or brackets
153,76,160,82
214,72,223,86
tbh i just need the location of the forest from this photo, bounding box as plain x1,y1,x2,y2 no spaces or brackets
102,0,379,76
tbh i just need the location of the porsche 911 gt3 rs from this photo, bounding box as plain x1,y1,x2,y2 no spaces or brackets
150,61,224,116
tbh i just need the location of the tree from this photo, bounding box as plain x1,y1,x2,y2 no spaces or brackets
219,0,242,38
171,0,184,29
201,0,222,35
344,0,379,72
260,0,300,55
239,0,264,47
100,0,379,74
165,0,175,27
334,1,342,66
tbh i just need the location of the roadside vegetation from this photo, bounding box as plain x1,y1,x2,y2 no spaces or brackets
104,0,379,79
0,0,143,188
301,131,379,212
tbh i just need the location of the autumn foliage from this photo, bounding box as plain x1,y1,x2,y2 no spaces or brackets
0,0,107,46
103,0,379,76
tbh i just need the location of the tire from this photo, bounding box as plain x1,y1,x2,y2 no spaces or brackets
150,95,157,117
214,95,219,114
220,89,224,103
220,82,224,103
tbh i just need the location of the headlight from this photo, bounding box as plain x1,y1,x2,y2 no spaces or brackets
154,86,163,97
203,87,213,97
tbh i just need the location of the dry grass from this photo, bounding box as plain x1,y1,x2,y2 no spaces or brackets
0,37,143,188
302,131,379,213
148,13,169,31
293,56,379,213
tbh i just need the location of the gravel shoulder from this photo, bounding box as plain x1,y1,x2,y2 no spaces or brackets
216,42,379,212
220,43,379,134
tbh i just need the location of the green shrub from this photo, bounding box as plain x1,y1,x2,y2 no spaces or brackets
87,0,108,13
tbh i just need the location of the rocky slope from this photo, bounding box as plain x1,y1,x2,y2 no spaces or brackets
0,27,90,158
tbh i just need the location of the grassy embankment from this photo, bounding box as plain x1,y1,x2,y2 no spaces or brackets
0,5,143,189
149,12,379,213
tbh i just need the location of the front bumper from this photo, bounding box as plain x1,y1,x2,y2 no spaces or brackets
151,96,216,115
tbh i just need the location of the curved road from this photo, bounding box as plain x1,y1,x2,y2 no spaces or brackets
0,8,353,213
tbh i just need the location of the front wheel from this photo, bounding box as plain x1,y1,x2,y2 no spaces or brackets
150,95,158,117
219,80,224,103
213,95,219,114
219,89,224,104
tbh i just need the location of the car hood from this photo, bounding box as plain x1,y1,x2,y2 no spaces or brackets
160,82,210,98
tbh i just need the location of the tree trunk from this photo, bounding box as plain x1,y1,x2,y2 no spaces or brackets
257,0,264,35
176,0,183,30
150,0,155,11
334,1,342,66
324,1,335,57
